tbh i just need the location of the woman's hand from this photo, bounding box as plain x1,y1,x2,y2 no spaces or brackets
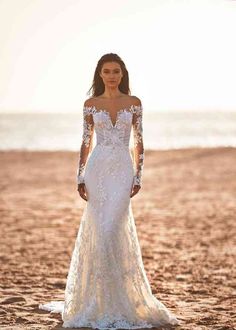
77,183,88,201
130,184,141,198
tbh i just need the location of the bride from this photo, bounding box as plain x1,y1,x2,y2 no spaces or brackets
39,53,181,329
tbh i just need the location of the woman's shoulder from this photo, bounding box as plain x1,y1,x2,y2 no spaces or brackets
83,97,97,108
130,95,142,106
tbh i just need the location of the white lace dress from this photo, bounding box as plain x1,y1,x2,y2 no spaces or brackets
39,102,181,329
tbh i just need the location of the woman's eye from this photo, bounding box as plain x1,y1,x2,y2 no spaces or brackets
104,71,120,73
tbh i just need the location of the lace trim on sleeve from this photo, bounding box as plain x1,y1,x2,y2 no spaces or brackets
131,104,144,187
77,106,94,184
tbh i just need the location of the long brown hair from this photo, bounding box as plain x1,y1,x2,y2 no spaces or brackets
87,53,131,97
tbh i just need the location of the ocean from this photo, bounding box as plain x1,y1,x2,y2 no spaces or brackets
0,111,236,151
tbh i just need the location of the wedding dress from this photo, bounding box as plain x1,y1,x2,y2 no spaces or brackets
39,102,180,329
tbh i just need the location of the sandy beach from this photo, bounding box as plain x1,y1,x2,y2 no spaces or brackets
0,147,235,330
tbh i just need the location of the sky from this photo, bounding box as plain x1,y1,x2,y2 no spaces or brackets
0,0,236,113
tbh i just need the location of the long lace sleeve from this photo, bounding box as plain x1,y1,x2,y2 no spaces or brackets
76,106,94,184
132,104,144,187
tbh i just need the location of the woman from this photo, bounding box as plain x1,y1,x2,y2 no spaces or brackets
39,53,180,328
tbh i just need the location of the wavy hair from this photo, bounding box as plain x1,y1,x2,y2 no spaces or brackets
87,53,131,97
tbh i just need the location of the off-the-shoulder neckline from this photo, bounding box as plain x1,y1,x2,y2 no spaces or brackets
83,104,142,111
83,104,142,128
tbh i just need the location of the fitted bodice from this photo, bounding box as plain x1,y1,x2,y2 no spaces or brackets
77,103,144,186
83,105,141,147
95,109,132,147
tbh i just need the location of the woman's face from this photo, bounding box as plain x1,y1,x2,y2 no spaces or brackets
99,62,123,88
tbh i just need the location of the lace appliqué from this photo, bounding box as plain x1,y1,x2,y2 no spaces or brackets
77,106,95,184
132,105,144,187
76,104,144,187
133,153,144,186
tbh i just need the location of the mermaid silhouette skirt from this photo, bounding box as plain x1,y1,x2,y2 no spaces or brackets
39,144,180,329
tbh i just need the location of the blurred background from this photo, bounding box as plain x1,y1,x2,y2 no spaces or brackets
0,0,236,151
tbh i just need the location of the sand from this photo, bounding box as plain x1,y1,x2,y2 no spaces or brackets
0,147,235,330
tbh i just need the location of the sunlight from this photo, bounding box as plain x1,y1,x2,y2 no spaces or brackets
0,0,235,112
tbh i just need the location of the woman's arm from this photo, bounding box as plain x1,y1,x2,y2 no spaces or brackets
132,98,144,187
76,101,94,184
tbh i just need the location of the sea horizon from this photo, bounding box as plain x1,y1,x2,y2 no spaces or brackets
1,110,236,151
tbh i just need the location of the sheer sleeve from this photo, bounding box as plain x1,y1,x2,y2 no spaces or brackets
132,104,144,187
76,106,94,184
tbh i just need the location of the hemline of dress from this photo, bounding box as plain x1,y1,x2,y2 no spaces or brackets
62,318,180,330
39,302,181,329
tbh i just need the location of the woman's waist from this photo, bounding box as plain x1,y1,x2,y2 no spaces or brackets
90,143,133,160
95,143,130,150
86,143,133,172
